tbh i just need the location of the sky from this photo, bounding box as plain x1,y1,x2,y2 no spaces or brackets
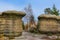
0,0,60,21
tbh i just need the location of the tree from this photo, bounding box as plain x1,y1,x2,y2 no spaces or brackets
23,4,35,31
24,4,34,23
44,8,52,14
44,4,60,16
51,4,59,16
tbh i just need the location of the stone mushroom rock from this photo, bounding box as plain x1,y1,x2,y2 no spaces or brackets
38,14,60,33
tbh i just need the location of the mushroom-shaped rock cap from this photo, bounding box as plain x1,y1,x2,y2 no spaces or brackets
38,14,58,19
56,16,60,20
2,10,26,16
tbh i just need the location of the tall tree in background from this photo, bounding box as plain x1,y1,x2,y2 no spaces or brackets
24,4,35,30
51,4,59,16
24,4,35,23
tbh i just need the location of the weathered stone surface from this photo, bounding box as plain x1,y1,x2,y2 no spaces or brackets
38,14,60,33
2,10,26,16
0,10,26,40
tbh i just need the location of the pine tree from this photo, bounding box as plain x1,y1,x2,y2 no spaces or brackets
52,4,59,16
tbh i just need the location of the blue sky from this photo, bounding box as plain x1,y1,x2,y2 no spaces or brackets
0,0,60,20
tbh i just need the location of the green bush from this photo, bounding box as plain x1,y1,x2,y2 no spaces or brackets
29,27,40,34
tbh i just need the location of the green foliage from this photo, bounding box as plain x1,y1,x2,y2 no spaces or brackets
29,27,39,34
51,4,59,16
44,8,52,14
44,4,60,16
47,33,53,36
